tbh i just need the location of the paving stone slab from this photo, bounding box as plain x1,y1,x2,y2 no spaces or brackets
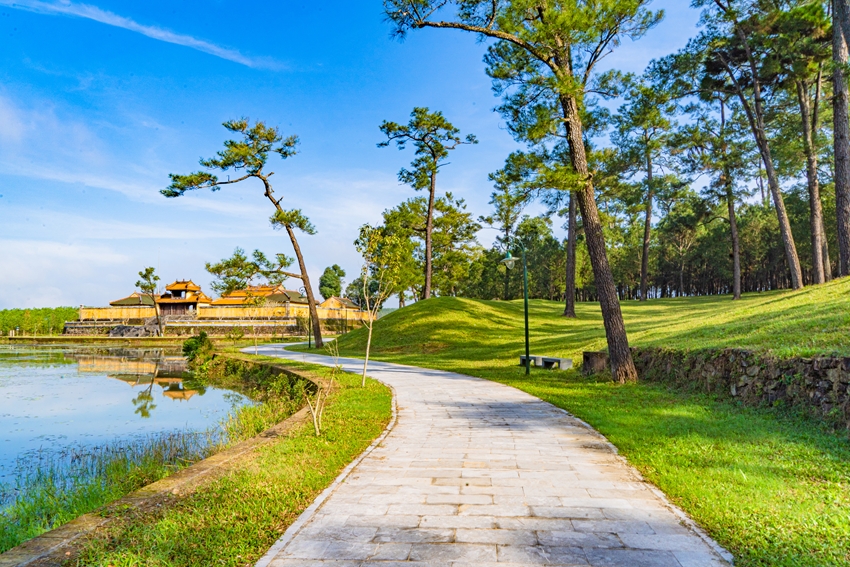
252,346,733,567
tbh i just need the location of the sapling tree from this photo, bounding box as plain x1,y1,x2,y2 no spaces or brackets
163,119,324,347
135,267,162,336
383,0,663,382
355,224,406,387
305,339,341,436
379,108,477,300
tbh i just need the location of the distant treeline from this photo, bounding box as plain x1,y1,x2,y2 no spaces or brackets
0,307,79,336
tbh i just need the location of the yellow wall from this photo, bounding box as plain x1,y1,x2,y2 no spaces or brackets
79,305,372,322
80,307,156,320
197,305,372,321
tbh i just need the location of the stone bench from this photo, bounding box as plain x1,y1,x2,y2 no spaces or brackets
520,355,573,370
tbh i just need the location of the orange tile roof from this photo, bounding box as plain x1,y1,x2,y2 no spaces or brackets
211,285,304,305
165,280,201,292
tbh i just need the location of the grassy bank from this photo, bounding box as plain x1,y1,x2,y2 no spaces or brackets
75,358,392,567
317,281,850,567
0,358,304,555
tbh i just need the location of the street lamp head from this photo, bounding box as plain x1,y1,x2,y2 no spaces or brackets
500,251,516,270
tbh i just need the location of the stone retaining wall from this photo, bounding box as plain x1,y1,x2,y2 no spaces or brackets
631,347,850,431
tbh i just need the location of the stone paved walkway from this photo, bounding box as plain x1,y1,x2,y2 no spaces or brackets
252,345,732,567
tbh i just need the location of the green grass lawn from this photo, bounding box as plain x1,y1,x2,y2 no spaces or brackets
74,359,392,567
314,280,850,567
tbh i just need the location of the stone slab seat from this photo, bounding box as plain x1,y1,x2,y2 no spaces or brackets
519,354,573,370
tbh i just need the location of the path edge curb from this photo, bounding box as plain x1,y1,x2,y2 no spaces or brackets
254,356,399,567
563,409,735,565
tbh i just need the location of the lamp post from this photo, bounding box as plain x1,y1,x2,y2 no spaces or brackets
501,245,530,375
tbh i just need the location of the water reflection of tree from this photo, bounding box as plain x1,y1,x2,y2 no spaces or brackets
132,380,157,418
132,360,160,419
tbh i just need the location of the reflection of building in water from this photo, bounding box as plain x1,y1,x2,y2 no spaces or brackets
77,357,158,375
75,356,188,377
73,353,199,400
163,383,199,400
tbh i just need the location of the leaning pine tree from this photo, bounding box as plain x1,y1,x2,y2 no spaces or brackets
383,0,664,382
162,119,324,348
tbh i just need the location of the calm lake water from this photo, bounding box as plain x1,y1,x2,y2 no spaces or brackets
0,345,253,485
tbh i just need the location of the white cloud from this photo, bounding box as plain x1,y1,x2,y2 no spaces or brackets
0,239,129,307
0,0,280,69
0,94,274,219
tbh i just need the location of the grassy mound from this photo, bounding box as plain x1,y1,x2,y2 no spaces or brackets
326,281,850,567
337,276,850,368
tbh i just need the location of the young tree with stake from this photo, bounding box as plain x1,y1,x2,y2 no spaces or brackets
355,224,406,388
162,119,324,348
136,267,162,336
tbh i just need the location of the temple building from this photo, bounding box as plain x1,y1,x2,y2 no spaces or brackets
156,280,212,315
109,280,212,315
70,278,372,336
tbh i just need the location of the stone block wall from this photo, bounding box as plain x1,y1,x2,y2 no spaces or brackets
631,347,850,431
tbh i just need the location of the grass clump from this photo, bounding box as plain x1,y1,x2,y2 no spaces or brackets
0,433,217,554
321,283,850,567
74,359,392,567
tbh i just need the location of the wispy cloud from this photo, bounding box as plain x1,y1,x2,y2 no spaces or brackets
0,0,280,69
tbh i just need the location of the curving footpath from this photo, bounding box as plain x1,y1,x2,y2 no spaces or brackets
251,345,733,567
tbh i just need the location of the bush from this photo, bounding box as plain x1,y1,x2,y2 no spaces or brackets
182,332,214,368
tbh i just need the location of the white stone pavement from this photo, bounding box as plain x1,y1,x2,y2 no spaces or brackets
251,345,733,567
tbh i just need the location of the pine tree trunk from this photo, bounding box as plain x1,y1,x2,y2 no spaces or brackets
423,171,436,299
560,94,636,383
285,224,323,348
728,26,804,289
720,101,741,300
726,182,742,300
834,0,850,276
563,192,577,317
797,79,826,284
812,65,833,281
754,139,804,289
640,158,653,302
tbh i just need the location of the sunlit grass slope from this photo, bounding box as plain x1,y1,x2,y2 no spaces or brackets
336,276,850,370
325,278,850,567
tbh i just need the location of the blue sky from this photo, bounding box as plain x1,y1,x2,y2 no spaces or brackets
0,0,701,309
